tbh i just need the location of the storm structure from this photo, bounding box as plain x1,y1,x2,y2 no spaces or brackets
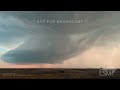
0,11,120,68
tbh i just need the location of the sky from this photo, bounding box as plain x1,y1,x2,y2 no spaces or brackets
0,11,120,68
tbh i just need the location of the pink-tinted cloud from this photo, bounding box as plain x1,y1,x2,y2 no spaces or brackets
0,45,120,68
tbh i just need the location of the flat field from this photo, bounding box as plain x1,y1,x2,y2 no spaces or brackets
0,68,119,79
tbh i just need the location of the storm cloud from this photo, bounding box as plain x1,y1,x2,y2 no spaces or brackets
1,11,120,64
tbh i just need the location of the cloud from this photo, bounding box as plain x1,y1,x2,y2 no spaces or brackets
1,11,120,65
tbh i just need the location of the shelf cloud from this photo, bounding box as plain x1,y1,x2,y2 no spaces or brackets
0,11,120,66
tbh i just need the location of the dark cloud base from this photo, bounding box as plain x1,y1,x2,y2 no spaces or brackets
1,11,120,64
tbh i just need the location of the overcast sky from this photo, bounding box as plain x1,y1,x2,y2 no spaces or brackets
0,11,120,68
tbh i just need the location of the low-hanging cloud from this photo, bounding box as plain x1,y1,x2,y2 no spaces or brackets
1,11,120,64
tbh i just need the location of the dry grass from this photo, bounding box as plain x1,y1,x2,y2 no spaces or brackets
0,69,119,79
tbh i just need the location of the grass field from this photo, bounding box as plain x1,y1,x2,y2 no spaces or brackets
0,68,119,79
